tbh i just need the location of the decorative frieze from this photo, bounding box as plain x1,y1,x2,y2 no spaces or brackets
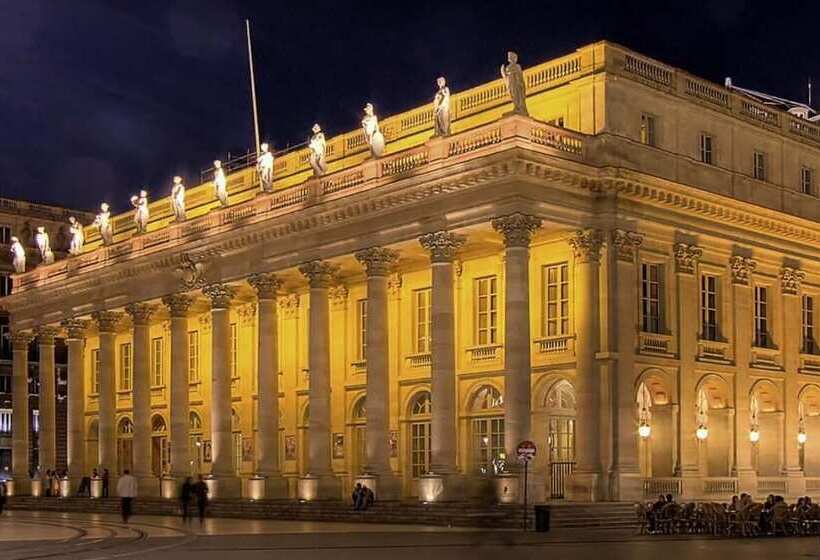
162,294,194,318
329,284,349,309
729,255,757,286
237,303,256,326
491,213,542,247
35,326,60,345
125,303,155,326
610,229,643,262
387,273,403,298
298,260,339,288
60,319,87,340
780,266,806,296
9,331,34,350
248,273,282,300
673,243,703,274
174,252,209,290
92,311,123,333
279,293,300,317
418,231,466,263
568,229,603,263
355,247,399,277
203,283,236,309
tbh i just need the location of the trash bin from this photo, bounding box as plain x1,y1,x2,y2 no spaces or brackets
534,505,550,532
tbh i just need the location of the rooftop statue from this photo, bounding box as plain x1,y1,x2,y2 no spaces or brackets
68,216,84,256
308,123,328,176
131,190,149,234
10,236,25,273
500,51,529,116
35,226,54,265
257,142,274,192
171,176,186,221
362,103,385,158
213,160,229,207
433,76,451,136
94,202,113,245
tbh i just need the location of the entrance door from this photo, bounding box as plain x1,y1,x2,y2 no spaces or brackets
152,436,168,476
548,416,576,499
117,438,133,474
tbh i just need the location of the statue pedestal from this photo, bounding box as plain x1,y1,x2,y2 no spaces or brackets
245,475,287,500
58,477,72,498
160,476,179,499
90,477,103,498
297,474,341,501
30,477,43,497
417,472,464,502
205,475,241,499
494,473,520,504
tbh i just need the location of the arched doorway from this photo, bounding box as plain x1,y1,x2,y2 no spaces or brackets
544,380,575,498
150,415,168,476
350,396,367,475
468,385,504,474
86,419,99,471
116,417,134,474
799,385,820,475
749,380,782,476
695,375,732,476
189,411,203,475
407,391,431,482
636,373,674,477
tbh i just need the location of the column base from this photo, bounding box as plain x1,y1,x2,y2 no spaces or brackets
417,472,465,502
245,475,289,500
161,475,181,499
608,471,643,501
30,477,43,497
8,478,24,496
354,472,402,500
298,474,341,501
566,471,603,502
137,476,159,497
205,475,241,499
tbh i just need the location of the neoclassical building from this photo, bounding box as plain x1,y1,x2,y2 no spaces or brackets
7,41,820,502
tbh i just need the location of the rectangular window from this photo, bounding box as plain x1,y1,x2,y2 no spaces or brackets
641,263,663,333
548,417,576,462
151,337,163,386
0,226,10,245
475,276,498,346
410,421,431,478
230,323,237,379
699,133,713,165
0,375,10,394
0,275,11,297
357,299,367,361
640,114,656,146
0,324,10,358
753,151,766,181
754,286,769,347
91,348,100,394
119,342,132,391
472,417,505,474
804,295,816,354
413,288,432,353
544,263,570,337
188,330,199,383
802,166,814,196
700,275,719,341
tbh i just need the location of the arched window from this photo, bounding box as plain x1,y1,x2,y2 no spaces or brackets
352,396,367,474
409,391,431,478
411,391,432,416
545,380,576,463
118,417,134,435
546,380,576,411
469,385,504,474
189,411,202,432
471,385,504,411
352,396,367,421
151,415,167,433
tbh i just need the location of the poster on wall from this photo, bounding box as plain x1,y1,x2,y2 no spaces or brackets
285,435,297,461
389,431,398,457
242,437,254,462
332,433,345,458
202,440,212,463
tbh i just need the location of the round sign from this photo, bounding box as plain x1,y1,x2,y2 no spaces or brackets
516,440,536,462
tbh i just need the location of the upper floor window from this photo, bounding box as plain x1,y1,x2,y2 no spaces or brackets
544,263,569,337
802,166,815,196
0,375,10,394
188,330,200,383
699,133,714,165
119,342,132,391
0,324,10,359
640,114,657,146
151,337,163,386
0,274,12,297
357,299,367,361
0,226,11,245
475,276,498,346
803,295,816,354
413,288,432,354
91,348,100,394
753,286,770,348
641,263,663,333
700,275,720,341
753,151,767,181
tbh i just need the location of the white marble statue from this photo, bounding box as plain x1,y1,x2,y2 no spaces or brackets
361,103,385,158
433,76,451,136
257,142,274,192
171,176,186,221
68,216,84,255
500,51,529,116
130,190,149,234
35,226,54,265
213,160,228,207
10,236,25,273
93,202,113,245
308,123,328,176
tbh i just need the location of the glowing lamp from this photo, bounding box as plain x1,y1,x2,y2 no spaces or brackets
798,431,808,445
749,429,760,443
696,425,709,440
638,422,651,439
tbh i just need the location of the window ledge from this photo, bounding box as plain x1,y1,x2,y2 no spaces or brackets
351,359,367,371
638,331,674,356
405,353,431,368
697,339,731,363
533,335,575,355
800,355,820,374
116,389,131,395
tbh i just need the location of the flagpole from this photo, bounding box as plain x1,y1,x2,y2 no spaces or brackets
246,19,261,154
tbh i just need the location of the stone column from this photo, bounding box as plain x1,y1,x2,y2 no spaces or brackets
781,267,805,493
491,214,541,467
609,229,644,499
566,229,604,501
248,273,288,498
35,326,60,474
202,283,241,497
62,320,86,487
11,331,33,492
419,231,465,496
298,260,341,499
92,311,121,476
125,303,155,493
355,247,401,498
162,294,193,483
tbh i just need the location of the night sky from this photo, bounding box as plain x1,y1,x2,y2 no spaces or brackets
2,0,819,215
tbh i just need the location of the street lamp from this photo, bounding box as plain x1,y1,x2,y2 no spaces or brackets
798,429,808,445
749,427,760,443
638,420,651,439
696,425,709,440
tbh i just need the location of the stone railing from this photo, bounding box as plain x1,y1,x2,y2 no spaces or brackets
406,352,432,368
703,477,738,495
800,355,820,375
643,477,682,498
638,332,673,356
805,478,820,492
466,344,502,363
697,339,731,363
534,335,575,355
757,478,788,494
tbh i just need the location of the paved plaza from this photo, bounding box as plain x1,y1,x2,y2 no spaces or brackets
1,511,819,559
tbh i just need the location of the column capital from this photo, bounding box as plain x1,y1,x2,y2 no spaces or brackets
418,231,466,262
60,319,88,340
298,260,339,288
35,326,61,345
9,331,34,350
355,247,399,276
248,273,282,300
673,243,703,274
203,283,236,309
162,294,194,317
611,229,643,262
780,266,806,296
125,303,155,325
491,213,542,248
568,229,603,263
92,310,123,333
729,255,757,286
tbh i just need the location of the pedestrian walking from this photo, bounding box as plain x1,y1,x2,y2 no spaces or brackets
116,469,138,524
102,468,110,498
180,477,193,523
193,475,208,525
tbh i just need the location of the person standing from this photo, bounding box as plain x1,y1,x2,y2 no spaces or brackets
193,475,209,525
180,477,193,523
102,469,110,498
0,481,6,515
116,469,138,524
